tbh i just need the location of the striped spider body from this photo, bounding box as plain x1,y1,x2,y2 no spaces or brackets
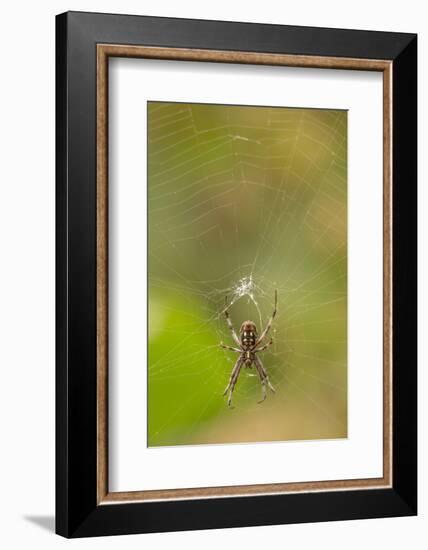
220,291,277,407
240,321,257,366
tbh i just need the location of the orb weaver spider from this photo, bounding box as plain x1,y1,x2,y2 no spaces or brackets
220,290,277,407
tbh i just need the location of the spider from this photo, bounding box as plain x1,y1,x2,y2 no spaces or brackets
220,290,277,407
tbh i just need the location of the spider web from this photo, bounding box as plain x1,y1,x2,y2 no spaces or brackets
147,101,347,447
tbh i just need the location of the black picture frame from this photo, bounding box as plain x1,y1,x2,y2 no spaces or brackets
56,10,417,538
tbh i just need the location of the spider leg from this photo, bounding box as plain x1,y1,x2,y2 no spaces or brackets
223,356,243,408
254,356,275,402
220,342,241,353
254,290,277,348
224,296,241,347
253,338,273,353
254,361,267,403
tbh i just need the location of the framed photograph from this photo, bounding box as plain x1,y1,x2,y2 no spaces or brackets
56,11,417,537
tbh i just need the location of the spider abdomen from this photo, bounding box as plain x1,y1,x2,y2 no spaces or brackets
240,321,257,349
242,331,256,348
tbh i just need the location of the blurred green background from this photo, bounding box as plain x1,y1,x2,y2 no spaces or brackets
147,101,347,447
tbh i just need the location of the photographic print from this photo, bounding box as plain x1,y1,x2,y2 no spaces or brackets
57,14,417,536
147,101,347,447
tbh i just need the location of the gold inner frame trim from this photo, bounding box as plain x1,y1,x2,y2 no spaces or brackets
96,43,393,505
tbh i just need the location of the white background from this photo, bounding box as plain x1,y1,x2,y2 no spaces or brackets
0,1,424,548
110,60,383,492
